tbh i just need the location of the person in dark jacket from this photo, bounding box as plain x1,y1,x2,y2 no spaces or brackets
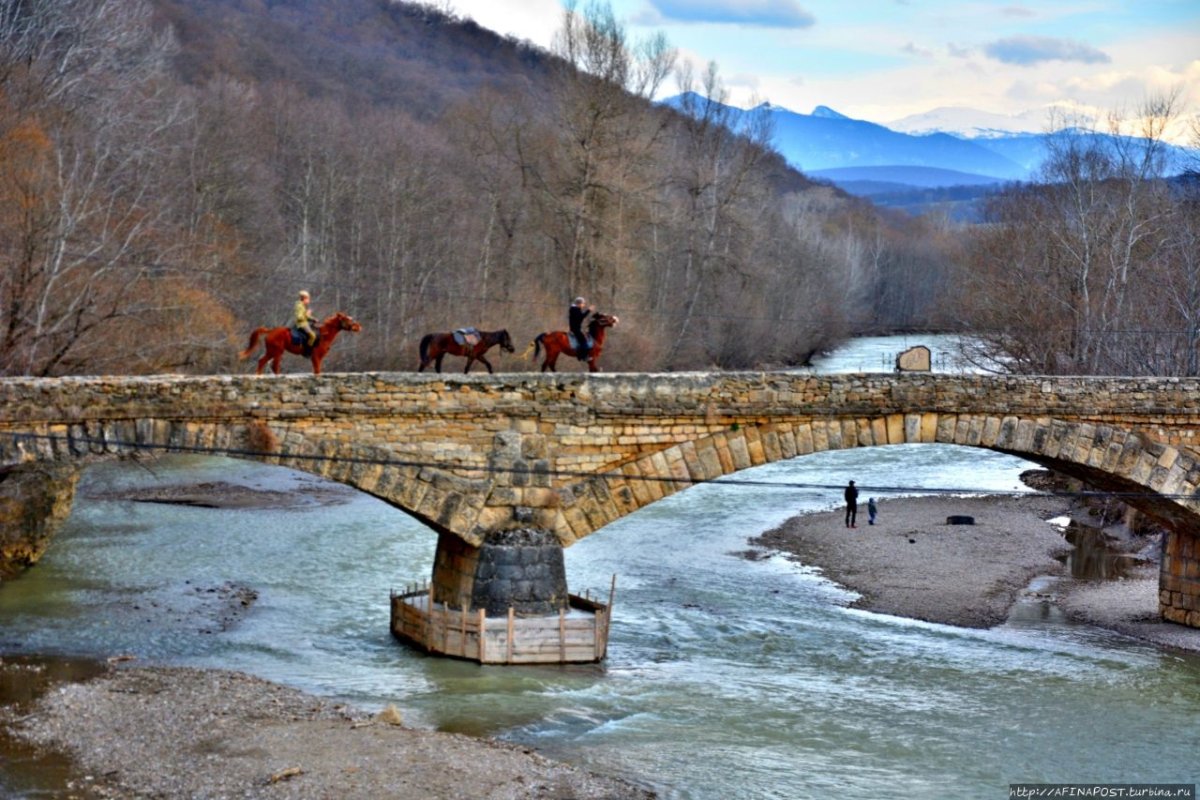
569,296,593,361
844,480,859,528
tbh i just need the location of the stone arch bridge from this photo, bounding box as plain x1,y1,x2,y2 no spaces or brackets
3,372,1200,628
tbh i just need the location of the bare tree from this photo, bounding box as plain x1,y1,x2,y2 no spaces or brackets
0,0,234,375
962,95,1185,375
540,0,675,305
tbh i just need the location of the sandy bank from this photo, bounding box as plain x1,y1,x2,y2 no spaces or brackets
751,493,1200,654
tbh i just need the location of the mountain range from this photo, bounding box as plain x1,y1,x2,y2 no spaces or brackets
664,94,1196,212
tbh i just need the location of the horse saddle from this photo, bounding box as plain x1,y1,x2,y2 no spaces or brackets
453,327,481,347
290,327,318,352
569,332,594,353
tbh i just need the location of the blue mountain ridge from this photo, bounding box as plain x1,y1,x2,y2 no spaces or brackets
662,93,1194,190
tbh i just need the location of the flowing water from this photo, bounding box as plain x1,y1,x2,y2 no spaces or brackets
3,336,1199,798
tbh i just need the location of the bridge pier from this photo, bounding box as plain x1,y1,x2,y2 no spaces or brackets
0,463,80,581
1161,529,1200,627
430,529,568,616
394,528,610,664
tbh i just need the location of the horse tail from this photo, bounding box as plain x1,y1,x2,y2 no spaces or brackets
524,334,543,362
239,328,267,359
419,333,434,364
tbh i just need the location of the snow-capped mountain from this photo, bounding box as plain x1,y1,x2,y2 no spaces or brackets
884,105,1086,140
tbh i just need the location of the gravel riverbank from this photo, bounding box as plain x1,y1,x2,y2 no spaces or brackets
2,664,655,799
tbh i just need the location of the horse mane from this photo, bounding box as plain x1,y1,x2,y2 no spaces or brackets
588,312,616,333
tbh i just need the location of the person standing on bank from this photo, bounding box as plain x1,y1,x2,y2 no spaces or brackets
569,296,594,362
868,497,878,526
844,480,859,528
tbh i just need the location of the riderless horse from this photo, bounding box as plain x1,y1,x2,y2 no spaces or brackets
418,328,515,374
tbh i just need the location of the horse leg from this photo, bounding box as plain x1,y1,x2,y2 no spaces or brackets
270,354,283,375
312,356,322,375
477,355,494,374
463,356,475,374
418,358,428,372
255,351,271,375
435,354,445,373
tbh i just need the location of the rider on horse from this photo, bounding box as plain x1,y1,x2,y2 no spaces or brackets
294,290,317,347
569,296,593,361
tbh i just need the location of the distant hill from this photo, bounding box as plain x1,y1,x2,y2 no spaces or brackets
807,166,1005,222
808,165,1008,190
150,0,554,113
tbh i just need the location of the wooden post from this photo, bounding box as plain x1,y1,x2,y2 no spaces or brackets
427,583,435,651
441,601,449,654
459,604,467,658
599,574,617,659
506,607,515,663
594,606,601,657
559,606,566,662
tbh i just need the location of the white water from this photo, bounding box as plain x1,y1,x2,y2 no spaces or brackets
3,336,1199,798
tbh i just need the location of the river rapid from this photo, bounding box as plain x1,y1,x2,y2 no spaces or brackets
3,336,1200,798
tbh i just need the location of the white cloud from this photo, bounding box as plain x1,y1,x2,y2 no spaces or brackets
984,35,1111,66
447,0,561,48
901,42,934,58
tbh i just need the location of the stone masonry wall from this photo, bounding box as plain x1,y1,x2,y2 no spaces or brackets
0,462,80,581
1162,532,1200,627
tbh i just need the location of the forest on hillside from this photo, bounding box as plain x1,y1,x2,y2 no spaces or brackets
0,0,1195,377
0,0,963,376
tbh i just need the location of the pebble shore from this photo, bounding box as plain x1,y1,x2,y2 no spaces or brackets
3,665,656,799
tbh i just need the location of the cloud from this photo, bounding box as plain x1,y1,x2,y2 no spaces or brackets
1001,5,1036,17
984,36,1111,66
947,43,972,59
901,42,933,58
647,0,815,29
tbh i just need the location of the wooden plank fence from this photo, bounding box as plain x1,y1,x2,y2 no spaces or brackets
390,576,615,664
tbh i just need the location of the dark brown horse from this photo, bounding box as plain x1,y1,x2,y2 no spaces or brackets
239,311,362,375
529,313,618,372
418,328,515,374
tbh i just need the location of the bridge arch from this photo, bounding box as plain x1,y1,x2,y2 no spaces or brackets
557,413,1200,539
552,413,1200,627
3,420,495,544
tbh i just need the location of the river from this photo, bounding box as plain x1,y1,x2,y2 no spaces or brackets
3,335,1199,798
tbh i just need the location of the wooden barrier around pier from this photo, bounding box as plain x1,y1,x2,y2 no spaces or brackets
389,578,614,665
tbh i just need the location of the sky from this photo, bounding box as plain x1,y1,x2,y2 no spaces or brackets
445,0,1200,139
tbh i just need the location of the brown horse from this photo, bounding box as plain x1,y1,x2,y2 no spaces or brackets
530,313,619,372
418,328,515,374
239,311,362,375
